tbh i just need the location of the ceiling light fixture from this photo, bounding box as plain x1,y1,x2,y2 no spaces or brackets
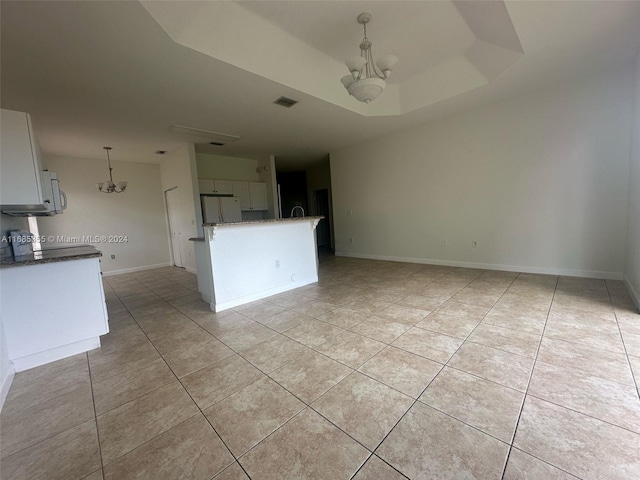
96,147,127,193
341,13,398,104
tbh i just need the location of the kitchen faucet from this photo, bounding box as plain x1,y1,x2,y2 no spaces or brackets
290,206,305,218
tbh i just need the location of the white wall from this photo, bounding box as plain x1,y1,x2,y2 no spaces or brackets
37,156,170,274
160,144,199,272
626,50,640,308
331,67,634,279
196,153,259,181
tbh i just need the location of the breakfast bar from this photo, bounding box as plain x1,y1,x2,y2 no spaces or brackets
191,216,323,312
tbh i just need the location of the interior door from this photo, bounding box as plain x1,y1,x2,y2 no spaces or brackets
165,188,183,267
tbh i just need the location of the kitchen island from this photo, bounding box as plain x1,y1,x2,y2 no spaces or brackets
0,245,109,372
191,216,323,311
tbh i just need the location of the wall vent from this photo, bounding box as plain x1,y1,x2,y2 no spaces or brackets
155,150,167,155
273,96,298,108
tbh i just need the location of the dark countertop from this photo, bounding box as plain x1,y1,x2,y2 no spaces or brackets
0,245,102,268
202,216,324,227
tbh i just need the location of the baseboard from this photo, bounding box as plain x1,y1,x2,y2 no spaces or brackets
11,337,101,373
212,276,318,312
624,276,640,313
334,252,624,280
186,267,197,274
102,263,172,277
0,363,15,412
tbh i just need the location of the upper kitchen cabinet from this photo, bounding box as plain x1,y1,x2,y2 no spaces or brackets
233,181,267,211
0,109,46,211
198,179,233,195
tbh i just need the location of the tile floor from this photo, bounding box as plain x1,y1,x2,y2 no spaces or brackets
1,257,640,479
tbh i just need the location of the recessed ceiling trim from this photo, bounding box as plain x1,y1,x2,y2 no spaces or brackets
170,124,240,143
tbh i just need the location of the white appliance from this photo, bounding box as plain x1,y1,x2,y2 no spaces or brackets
201,195,242,223
3,171,67,216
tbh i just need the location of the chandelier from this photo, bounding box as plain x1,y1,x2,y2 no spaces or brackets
340,13,398,103
96,147,127,193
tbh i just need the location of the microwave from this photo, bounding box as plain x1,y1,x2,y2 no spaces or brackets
3,171,67,216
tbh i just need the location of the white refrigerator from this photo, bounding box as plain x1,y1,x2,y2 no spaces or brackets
201,195,242,223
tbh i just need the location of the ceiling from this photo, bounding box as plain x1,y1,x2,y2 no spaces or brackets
1,1,640,171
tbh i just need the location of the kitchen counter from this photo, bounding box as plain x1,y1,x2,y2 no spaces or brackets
0,245,102,268
202,216,324,227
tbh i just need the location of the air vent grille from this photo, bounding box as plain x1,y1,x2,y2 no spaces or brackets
155,150,166,155
209,142,224,146
273,96,298,108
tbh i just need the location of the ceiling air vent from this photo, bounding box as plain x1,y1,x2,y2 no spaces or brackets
209,142,224,146
155,150,167,155
273,96,298,108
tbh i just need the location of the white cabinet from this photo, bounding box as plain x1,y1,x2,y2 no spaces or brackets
199,179,233,195
232,181,267,211
0,109,46,211
248,182,268,210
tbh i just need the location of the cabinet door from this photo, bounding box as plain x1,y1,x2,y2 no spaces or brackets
249,182,268,210
214,180,233,195
232,181,251,210
198,179,215,194
0,109,44,207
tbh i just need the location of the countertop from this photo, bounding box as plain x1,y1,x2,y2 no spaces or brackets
0,245,102,268
202,216,324,227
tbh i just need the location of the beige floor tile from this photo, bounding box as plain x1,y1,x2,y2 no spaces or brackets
92,357,176,414
358,346,441,398
197,312,256,336
149,324,215,355
314,331,385,368
312,372,413,450
97,381,199,463
448,342,534,391
204,377,305,456
213,462,250,480
255,309,311,332
181,354,265,409
284,319,345,347
622,331,640,357
0,384,94,458
240,334,309,373
82,469,104,480
349,315,412,343
217,322,278,352
103,414,234,480
341,296,395,315
528,360,640,433
163,337,235,378
292,300,340,318
434,300,491,318
503,448,578,479
316,307,371,329
514,396,640,479
269,351,352,403
88,340,162,383
377,402,509,480
537,337,635,385
420,367,524,442
415,312,481,339
481,310,546,335
396,294,450,311
352,455,407,480
544,322,626,353
135,311,197,340
239,408,369,480
234,300,286,321
0,420,101,480
467,323,541,358
378,304,430,325
629,355,640,382
392,327,463,363
2,355,90,415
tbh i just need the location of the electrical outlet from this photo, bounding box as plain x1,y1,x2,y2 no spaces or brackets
110,254,116,259
349,237,353,244
347,210,352,216
275,259,280,268
472,241,478,248
442,239,447,246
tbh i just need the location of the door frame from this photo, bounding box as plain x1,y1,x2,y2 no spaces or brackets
164,187,183,268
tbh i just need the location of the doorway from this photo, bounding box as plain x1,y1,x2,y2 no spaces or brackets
313,188,331,249
165,187,183,268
